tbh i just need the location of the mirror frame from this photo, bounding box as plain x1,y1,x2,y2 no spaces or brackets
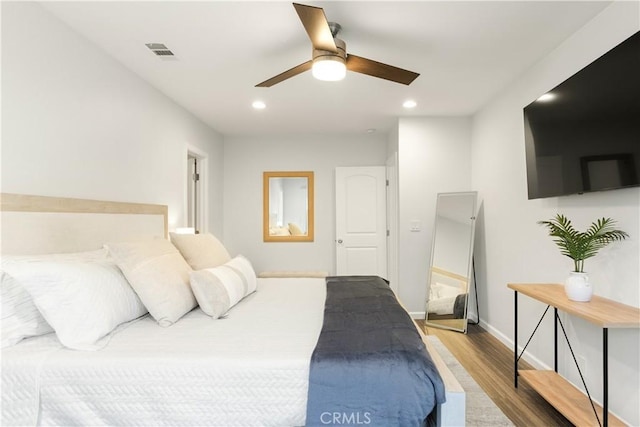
424,191,478,333
263,171,314,242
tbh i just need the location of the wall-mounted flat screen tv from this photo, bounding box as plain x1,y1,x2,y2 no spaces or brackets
524,31,639,200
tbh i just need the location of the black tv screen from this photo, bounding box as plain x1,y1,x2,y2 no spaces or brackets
524,31,640,200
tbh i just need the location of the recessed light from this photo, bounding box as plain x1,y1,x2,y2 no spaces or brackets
252,100,266,109
536,93,555,102
366,128,376,134
403,100,417,109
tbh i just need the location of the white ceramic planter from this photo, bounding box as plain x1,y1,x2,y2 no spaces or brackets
565,272,592,302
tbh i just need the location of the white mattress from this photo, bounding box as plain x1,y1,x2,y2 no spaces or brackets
1,278,326,426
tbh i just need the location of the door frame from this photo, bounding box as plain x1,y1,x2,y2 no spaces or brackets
185,145,208,234
386,153,399,294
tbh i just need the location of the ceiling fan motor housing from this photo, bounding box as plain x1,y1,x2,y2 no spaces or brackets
313,38,346,64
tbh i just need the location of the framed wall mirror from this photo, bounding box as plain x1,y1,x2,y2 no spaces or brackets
263,171,314,242
425,191,477,333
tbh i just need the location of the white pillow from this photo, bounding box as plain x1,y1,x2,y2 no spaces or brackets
429,283,441,300
438,283,464,298
1,261,147,351
169,232,231,270
0,249,109,349
288,222,304,236
1,272,53,348
106,239,196,327
190,255,257,319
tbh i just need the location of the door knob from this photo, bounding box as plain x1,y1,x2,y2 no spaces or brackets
337,239,343,244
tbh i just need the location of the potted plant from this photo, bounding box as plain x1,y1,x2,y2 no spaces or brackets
538,214,628,301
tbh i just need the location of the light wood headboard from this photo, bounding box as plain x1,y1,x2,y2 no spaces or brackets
1,193,168,255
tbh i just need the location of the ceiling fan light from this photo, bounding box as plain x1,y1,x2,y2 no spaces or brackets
312,56,346,81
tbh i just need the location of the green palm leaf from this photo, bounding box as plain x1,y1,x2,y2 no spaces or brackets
538,214,628,272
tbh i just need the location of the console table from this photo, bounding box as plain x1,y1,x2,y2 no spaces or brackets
508,283,639,427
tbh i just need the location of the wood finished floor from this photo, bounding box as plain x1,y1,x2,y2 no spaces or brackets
417,321,573,427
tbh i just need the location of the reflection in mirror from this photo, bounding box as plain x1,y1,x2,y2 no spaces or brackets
425,191,477,333
263,171,314,242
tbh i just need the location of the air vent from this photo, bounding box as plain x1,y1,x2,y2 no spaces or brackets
153,50,174,56
145,43,175,57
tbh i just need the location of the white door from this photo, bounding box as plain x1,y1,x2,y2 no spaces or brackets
335,166,387,278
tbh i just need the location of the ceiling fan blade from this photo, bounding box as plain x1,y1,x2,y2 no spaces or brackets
346,54,419,85
255,60,313,87
293,3,337,53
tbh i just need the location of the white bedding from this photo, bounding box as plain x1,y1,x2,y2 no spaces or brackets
428,282,464,315
427,295,458,315
1,278,326,427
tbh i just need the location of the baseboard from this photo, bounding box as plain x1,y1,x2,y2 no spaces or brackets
478,318,550,371
417,313,550,371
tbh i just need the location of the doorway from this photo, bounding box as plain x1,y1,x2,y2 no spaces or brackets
335,166,388,278
186,147,208,234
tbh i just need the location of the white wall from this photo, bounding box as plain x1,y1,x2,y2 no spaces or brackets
471,2,639,424
397,117,472,314
223,133,387,274
1,2,224,235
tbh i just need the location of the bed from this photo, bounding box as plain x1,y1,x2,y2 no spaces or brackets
427,267,468,319
1,193,464,426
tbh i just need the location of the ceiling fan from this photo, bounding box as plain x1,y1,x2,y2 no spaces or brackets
256,3,420,87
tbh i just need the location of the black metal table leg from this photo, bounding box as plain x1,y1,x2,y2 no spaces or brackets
514,291,518,388
554,307,558,373
603,328,608,427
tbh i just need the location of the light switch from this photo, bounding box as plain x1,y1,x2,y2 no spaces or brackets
410,220,421,232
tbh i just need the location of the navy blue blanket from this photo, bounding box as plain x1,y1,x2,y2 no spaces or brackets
306,276,446,427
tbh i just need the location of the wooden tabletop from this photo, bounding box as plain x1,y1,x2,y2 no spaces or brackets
508,283,640,328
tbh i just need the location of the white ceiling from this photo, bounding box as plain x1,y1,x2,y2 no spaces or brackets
40,1,610,136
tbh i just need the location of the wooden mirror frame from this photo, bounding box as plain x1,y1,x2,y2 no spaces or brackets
263,171,314,242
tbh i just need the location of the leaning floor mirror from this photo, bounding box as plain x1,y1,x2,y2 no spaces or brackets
425,191,478,333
